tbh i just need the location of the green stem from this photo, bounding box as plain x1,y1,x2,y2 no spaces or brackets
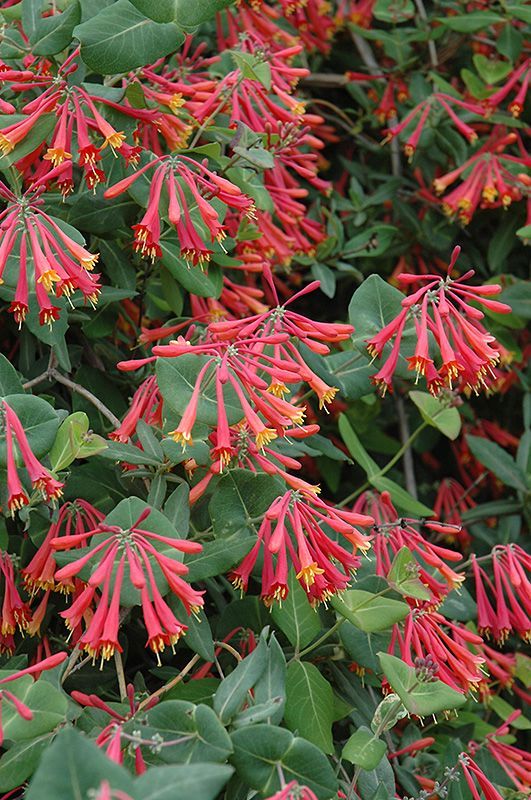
295,618,346,661
339,421,429,508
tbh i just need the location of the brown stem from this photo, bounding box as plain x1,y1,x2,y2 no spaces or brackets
135,653,201,713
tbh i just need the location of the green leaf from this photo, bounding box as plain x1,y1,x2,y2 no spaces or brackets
343,226,398,259
174,601,215,661
496,24,523,60
140,700,233,763
0,113,56,169
134,764,233,800
232,51,272,89
185,535,252,582
324,351,373,400
378,653,467,716
331,590,409,633
0,394,60,467
209,469,284,537
164,483,190,533
130,0,234,27
213,633,268,723
466,435,528,492
74,0,183,75
0,733,52,792
507,3,531,23
409,391,461,440
160,240,223,298
0,355,23,395
489,696,531,730
230,725,338,800
0,675,68,742
25,728,135,799
437,12,505,32
285,661,334,753
23,0,81,55
339,415,433,516
473,54,512,84
369,475,433,517
253,633,286,726
387,548,431,601
49,411,90,471
157,354,243,429
342,727,386,770
270,570,322,650
500,282,531,319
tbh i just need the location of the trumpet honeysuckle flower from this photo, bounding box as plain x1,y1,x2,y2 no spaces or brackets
0,176,100,326
1,551,31,637
104,155,254,266
22,500,104,594
354,490,464,605
433,478,475,549
110,376,162,443
472,545,530,644
231,489,373,605
266,781,318,800
390,610,485,693
54,509,204,663
365,246,511,396
1,400,63,514
384,93,484,159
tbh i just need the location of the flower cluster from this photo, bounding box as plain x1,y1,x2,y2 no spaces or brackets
231,484,373,605
366,246,511,396
472,545,530,643
52,507,204,663
2,399,63,514
0,176,100,326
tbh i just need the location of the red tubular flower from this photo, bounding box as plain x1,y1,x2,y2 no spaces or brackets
0,552,31,636
104,155,254,266
355,491,464,605
2,400,63,514
54,509,204,663
390,610,485,693
0,176,100,326
22,500,103,594
231,487,373,605
472,545,531,644
365,247,511,396
432,478,475,549
266,781,318,800
110,376,162,443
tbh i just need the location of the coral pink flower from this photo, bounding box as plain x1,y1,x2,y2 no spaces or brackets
266,781,318,800
365,247,511,396
231,487,373,605
355,491,464,604
2,400,63,514
54,508,203,663
104,155,254,266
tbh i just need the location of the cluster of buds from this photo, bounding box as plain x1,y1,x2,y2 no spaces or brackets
52,507,204,663
366,247,511,396
2,399,63,515
231,482,373,605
